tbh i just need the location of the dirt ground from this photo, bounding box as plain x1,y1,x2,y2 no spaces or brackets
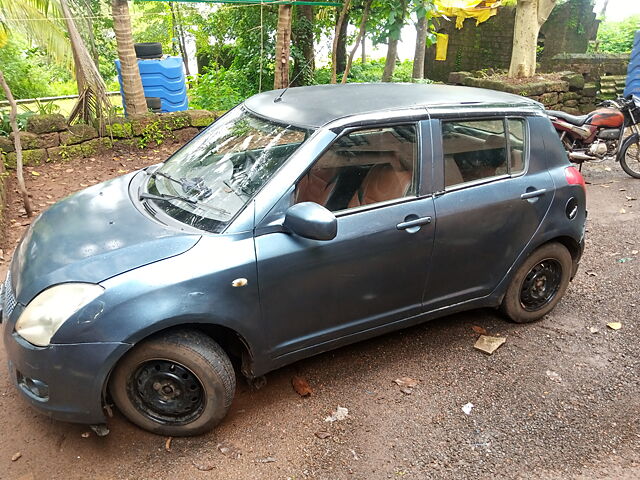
0,147,639,480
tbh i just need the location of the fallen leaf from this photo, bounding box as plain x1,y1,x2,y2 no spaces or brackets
315,431,331,439
393,377,418,394
165,437,172,452
626,195,637,201
620,208,626,214
474,335,506,355
30,171,40,176
586,271,598,277
217,441,241,459
11,452,22,462
65,168,74,173
607,322,622,330
546,370,562,383
255,456,277,463
325,406,349,422
462,402,474,415
81,432,90,438
292,375,313,397
472,325,488,335
632,250,639,255
589,326,599,334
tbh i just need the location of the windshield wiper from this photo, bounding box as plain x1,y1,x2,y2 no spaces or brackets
139,192,197,205
151,171,212,200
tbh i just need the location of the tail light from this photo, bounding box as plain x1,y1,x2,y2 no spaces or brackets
565,166,586,191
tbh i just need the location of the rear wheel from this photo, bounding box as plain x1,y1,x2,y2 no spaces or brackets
620,139,640,178
110,329,235,436
501,243,572,323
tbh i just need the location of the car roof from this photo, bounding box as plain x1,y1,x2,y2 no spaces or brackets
243,83,542,129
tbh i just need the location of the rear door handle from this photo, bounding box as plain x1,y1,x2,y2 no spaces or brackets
521,188,547,200
397,216,432,230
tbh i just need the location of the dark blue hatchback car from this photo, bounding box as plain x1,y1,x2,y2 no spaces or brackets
1,84,586,435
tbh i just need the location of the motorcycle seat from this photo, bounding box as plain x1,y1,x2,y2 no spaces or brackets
546,110,589,126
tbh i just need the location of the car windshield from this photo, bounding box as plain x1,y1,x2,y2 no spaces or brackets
146,107,311,232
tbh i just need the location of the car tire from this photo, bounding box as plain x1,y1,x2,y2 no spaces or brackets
109,329,235,436
500,242,572,324
134,42,163,59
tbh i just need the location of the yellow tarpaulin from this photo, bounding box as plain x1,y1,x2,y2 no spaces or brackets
435,33,449,61
435,0,502,29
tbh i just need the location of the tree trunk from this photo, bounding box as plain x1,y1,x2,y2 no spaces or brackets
0,71,33,218
381,0,406,83
61,0,111,127
274,5,293,89
342,0,371,84
382,39,398,82
361,27,366,64
412,15,428,80
291,5,315,87
331,0,351,84
508,0,556,78
336,9,349,76
112,0,147,115
174,3,190,76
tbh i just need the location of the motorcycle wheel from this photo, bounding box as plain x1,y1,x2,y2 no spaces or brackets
620,139,640,179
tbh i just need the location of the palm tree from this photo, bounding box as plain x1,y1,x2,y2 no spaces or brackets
112,0,147,115
0,0,72,67
0,0,111,126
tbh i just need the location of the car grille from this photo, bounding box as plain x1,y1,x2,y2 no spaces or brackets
2,271,17,320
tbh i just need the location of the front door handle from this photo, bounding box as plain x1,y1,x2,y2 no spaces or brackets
521,188,547,200
397,216,432,231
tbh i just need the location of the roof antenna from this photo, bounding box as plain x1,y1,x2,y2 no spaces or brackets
274,46,322,103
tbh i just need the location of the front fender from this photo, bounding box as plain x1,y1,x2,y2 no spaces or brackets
52,233,266,363
617,132,639,162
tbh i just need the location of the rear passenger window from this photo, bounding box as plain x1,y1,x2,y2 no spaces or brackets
294,125,418,212
442,118,527,188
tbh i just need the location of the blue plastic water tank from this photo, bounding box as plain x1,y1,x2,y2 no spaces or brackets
115,56,189,113
624,30,640,97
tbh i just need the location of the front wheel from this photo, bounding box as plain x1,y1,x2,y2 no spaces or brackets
620,138,640,178
109,329,235,436
501,243,572,323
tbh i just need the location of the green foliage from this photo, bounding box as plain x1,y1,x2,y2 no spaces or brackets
190,66,256,111
0,111,33,136
23,99,61,116
138,121,166,148
314,58,432,84
0,36,72,100
592,15,640,53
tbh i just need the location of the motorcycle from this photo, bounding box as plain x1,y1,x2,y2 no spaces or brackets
546,95,640,179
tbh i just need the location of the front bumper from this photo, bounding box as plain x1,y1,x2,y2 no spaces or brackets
3,320,130,424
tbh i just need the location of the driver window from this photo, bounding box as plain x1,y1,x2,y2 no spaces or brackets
294,125,418,212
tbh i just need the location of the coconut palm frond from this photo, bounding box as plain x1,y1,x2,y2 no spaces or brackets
0,0,73,68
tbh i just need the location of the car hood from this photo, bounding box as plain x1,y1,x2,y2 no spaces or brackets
11,172,201,305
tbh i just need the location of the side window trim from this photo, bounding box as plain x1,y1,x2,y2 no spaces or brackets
294,122,422,216
438,116,530,192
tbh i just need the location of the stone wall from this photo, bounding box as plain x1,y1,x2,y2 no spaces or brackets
0,110,219,170
448,71,598,115
541,53,629,81
424,0,599,82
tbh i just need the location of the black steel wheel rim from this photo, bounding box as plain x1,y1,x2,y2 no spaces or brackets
520,258,563,312
127,359,206,425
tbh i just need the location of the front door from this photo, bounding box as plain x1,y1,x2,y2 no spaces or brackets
255,124,436,361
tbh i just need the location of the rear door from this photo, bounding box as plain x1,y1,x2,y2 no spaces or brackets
423,116,555,310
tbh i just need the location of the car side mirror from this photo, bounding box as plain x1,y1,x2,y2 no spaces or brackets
283,202,337,241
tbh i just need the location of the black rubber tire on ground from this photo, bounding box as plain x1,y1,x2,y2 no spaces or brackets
500,242,573,324
619,139,640,179
109,329,235,436
134,42,163,59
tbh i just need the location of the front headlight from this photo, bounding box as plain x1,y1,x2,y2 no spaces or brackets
15,283,104,346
